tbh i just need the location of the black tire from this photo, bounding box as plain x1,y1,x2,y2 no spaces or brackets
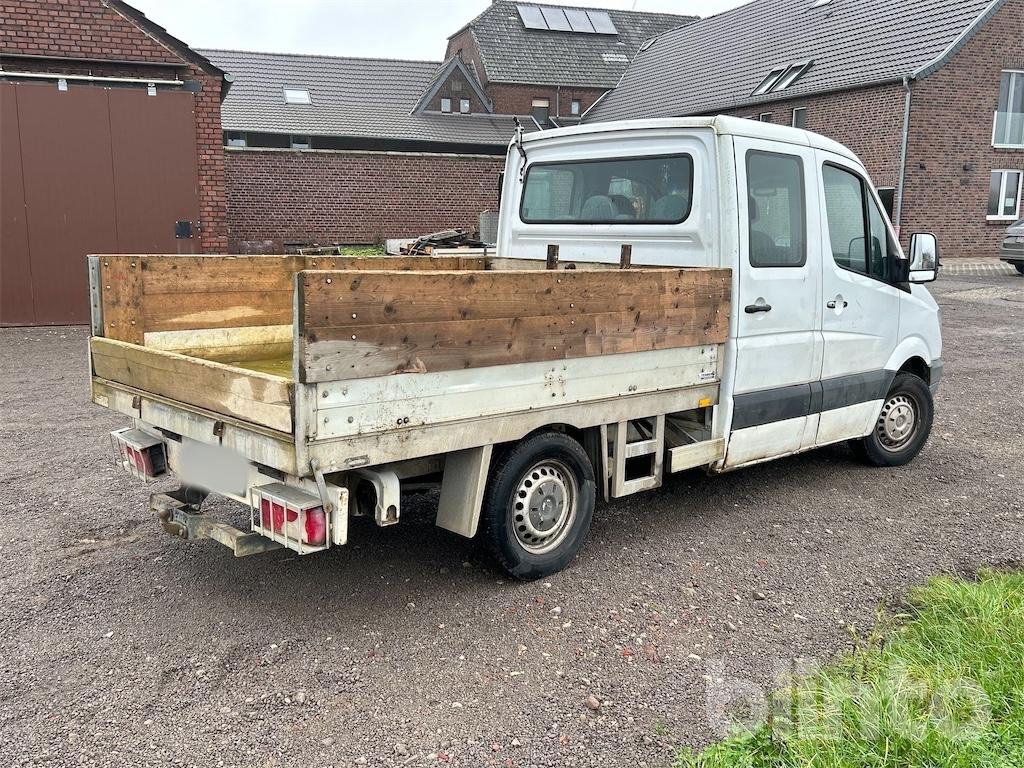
1014,262,1024,275
480,431,596,580
850,372,934,467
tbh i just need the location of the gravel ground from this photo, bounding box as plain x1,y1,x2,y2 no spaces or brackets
1,268,1021,767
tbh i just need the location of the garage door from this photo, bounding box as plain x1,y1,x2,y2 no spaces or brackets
1,81,202,326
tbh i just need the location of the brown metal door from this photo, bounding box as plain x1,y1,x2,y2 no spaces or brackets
0,81,201,326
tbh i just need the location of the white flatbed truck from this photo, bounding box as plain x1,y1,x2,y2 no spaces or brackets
89,117,942,579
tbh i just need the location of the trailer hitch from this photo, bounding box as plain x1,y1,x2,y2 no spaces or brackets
152,492,282,557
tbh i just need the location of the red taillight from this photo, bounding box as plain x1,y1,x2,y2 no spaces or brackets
304,506,327,546
251,483,330,552
271,502,285,532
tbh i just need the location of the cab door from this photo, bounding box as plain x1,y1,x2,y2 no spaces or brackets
726,137,823,467
813,152,902,446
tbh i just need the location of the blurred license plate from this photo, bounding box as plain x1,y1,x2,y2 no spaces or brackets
177,440,249,497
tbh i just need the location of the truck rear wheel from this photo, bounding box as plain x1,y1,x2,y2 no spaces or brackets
480,431,596,581
850,372,934,467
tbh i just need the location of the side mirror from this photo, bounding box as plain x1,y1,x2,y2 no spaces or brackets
908,233,939,283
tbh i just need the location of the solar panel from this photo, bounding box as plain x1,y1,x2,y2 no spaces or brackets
564,8,595,33
517,4,548,30
586,10,618,34
541,7,572,31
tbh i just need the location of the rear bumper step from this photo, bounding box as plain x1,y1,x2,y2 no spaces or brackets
152,493,282,557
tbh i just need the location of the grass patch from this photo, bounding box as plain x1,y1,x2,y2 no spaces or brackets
336,246,385,256
676,570,1024,768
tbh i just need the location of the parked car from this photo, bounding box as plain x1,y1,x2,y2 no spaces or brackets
1000,218,1024,274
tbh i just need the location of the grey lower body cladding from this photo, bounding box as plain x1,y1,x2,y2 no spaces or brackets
732,369,898,430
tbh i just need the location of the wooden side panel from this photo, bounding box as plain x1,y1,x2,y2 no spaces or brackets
298,268,731,383
90,337,293,433
96,254,485,343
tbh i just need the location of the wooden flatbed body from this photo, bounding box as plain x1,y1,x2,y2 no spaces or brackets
89,254,731,481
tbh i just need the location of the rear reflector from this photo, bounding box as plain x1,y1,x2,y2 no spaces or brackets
250,483,329,554
110,428,166,482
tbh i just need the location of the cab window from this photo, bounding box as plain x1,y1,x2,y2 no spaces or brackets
745,151,806,267
822,164,896,281
520,155,693,224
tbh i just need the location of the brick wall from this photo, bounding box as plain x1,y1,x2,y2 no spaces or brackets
901,0,1024,259
486,83,607,119
0,0,226,251
720,83,908,196
224,149,505,250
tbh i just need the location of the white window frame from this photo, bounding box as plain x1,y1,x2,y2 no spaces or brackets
290,134,311,150
992,69,1024,149
570,99,581,116
987,169,1023,221
440,97,452,113
459,98,471,114
759,112,773,122
791,107,807,128
283,88,311,105
226,131,247,148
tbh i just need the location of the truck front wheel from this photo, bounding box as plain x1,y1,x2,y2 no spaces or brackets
480,431,596,580
851,372,934,467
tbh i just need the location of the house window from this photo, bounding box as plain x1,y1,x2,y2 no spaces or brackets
876,187,896,221
532,98,551,125
994,70,1024,148
460,98,471,114
759,112,773,122
792,107,807,129
290,135,311,150
226,131,247,148
451,79,463,92
283,88,311,105
571,99,581,116
440,97,452,113
988,170,1022,220
746,151,807,268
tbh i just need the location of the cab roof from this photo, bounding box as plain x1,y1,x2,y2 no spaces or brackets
519,116,859,163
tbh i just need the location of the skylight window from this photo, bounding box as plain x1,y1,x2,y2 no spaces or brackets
283,88,311,105
751,61,813,96
811,0,833,7
516,5,617,35
752,68,786,96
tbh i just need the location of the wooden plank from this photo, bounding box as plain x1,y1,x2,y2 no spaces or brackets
302,255,485,272
302,268,730,327
144,325,293,363
141,289,294,332
140,255,301,294
90,336,293,433
98,255,144,343
299,268,731,383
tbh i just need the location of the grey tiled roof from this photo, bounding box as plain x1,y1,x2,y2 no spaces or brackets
456,1,694,88
201,49,527,147
588,0,1003,122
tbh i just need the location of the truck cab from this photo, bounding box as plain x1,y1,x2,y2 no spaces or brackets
499,116,942,470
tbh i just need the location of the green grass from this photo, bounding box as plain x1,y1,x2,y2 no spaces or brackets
336,246,385,256
675,570,1024,768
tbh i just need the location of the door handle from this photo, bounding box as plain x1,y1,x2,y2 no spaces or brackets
744,303,772,314
826,300,849,309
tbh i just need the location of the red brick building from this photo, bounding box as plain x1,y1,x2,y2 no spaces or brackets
205,2,692,250
587,0,1024,259
0,0,230,324
445,1,690,126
